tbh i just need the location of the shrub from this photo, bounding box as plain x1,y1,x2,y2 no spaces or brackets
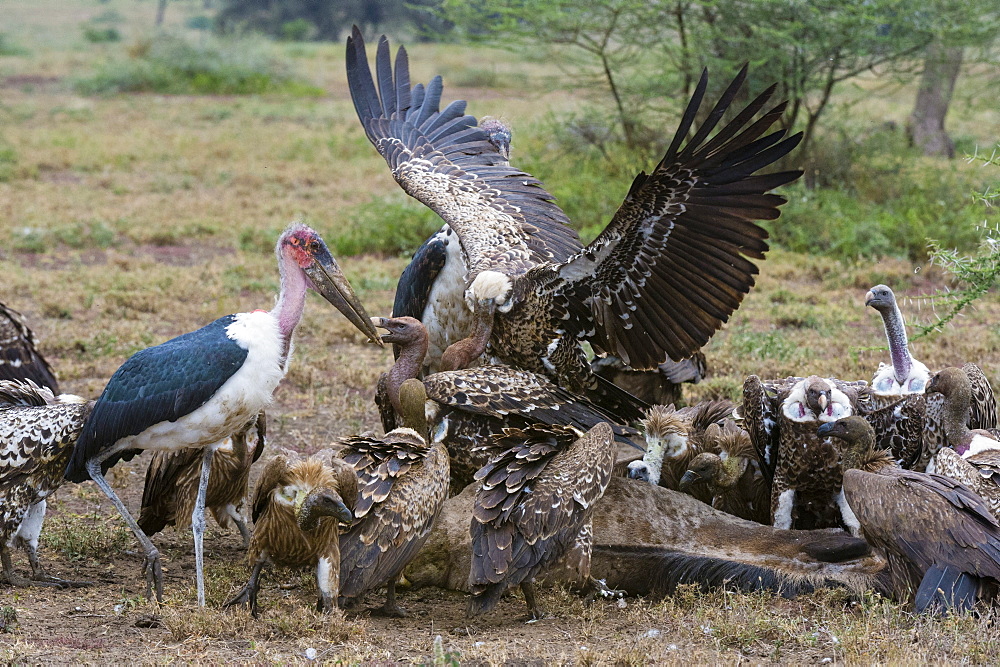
0,32,27,56
331,196,443,257
280,19,312,42
75,34,322,96
82,25,121,43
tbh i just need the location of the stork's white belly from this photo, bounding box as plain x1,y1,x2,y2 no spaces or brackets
119,310,287,452
422,230,475,373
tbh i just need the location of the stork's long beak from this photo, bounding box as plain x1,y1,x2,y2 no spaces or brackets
304,253,383,346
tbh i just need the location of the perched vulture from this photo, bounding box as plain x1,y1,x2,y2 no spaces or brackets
865,285,930,397
338,379,449,617
374,315,636,493
0,302,59,393
1,380,90,588
679,419,771,524
468,422,616,618
224,449,358,616
626,401,733,503
935,448,1000,521
138,412,266,546
819,415,1000,614
741,375,860,532
347,30,802,421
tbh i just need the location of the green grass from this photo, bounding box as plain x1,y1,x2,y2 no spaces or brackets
75,34,322,96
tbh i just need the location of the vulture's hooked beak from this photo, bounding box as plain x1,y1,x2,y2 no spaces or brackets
372,316,398,345
296,489,354,531
678,469,701,492
627,461,651,483
864,289,875,307
816,422,836,438
304,252,383,346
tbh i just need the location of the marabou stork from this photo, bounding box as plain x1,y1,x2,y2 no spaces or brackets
63,223,382,605
0,302,60,393
347,29,802,420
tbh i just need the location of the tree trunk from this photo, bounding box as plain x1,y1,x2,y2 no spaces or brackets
908,42,963,158
155,0,168,27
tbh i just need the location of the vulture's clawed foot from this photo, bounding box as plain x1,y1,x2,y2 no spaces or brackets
369,601,408,618
3,570,64,588
317,593,337,614
32,572,93,588
581,576,625,604
224,582,260,618
142,552,164,603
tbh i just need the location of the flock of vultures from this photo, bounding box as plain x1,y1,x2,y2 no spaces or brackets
3,29,1000,624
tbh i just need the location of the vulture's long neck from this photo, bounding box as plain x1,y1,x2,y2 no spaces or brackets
939,387,973,453
879,301,913,384
716,456,747,490
387,334,428,416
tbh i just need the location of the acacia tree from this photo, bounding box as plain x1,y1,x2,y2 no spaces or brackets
442,0,983,164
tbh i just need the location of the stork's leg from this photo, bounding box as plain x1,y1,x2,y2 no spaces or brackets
520,581,544,620
192,447,215,607
86,458,163,602
224,556,268,618
225,503,252,548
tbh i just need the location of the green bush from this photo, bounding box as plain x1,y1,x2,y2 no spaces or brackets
0,32,27,56
82,25,121,43
185,15,214,31
0,142,17,181
75,34,322,96
331,196,444,257
280,19,312,41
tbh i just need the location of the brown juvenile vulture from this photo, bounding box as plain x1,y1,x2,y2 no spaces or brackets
819,415,1000,613
138,412,266,546
625,401,734,503
224,449,358,616
337,379,449,617
0,380,91,588
679,420,771,524
468,422,616,619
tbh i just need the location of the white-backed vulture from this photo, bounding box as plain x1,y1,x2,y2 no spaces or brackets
819,415,1000,614
865,285,930,397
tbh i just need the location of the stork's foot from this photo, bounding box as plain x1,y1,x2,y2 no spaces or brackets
143,552,163,603
224,582,260,618
581,576,625,604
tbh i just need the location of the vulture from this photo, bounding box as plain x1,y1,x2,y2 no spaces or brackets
338,379,450,617
224,449,358,617
406,476,886,601
935,448,1000,521
865,285,930,397
63,223,381,604
679,419,771,524
468,422,616,619
590,352,707,408
138,412,266,546
819,415,1000,614
1,380,90,588
347,29,802,420
374,315,636,492
0,302,60,393
626,401,733,503
741,375,860,532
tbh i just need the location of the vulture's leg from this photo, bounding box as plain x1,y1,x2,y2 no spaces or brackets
2,544,58,588
773,488,795,530
192,447,215,607
520,581,544,620
224,557,268,618
15,501,91,588
225,503,252,547
316,554,339,613
86,457,162,602
372,579,407,618
581,576,626,603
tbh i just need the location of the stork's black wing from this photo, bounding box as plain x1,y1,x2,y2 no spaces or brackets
0,303,60,393
64,315,248,482
392,228,449,324
346,29,581,276
546,68,802,368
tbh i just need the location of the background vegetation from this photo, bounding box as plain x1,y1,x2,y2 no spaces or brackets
0,0,999,662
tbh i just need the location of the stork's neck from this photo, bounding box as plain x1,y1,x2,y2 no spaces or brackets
388,334,428,415
271,252,308,353
880,302,912,383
